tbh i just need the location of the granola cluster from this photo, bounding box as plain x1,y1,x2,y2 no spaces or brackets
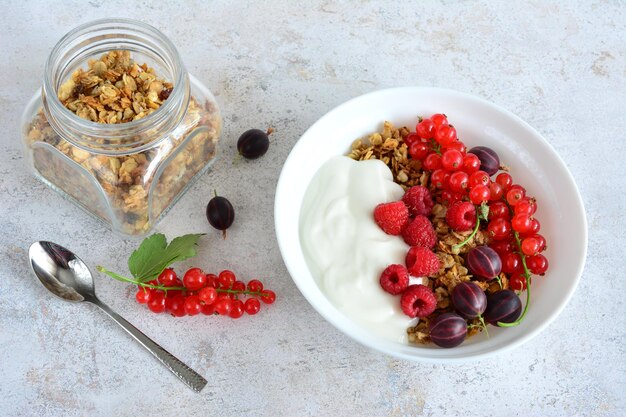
58,50,173,124
348,121,509,345
26,51,221,235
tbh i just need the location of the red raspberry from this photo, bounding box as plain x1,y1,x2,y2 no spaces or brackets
379,264,409,295
400,284,437,318
402,215,436,248
402,186,434,217
373,201,409,235
445,201,477,232
405,246,440,277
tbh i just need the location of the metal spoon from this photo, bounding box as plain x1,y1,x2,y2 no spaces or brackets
28,241,207,392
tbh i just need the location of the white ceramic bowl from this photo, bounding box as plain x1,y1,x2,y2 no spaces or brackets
275,87,587,362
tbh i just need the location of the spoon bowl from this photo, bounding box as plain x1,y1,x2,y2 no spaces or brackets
29,241,95,302
28,241,207,392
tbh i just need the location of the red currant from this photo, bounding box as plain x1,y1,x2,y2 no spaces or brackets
431,169,450,189
462,154,481,174
495,172,513,191
260,290,276,304
183,268,206,291
244,298,261,315
527,234,546,252
166,294,187,317
434,124,457,146
441,149,464,171
488,201,510,220
521,237,541,256
218,270,236,289
135,288,151,304
409,142,430,160
147,294,166,313
430,113,448,126
448,171,469,193
514,198,537,215
527,218,541,235
423,153,442,171
488,182,504,201
527,254,549,275
405,132,421,147
441,190,464,205
487,218,512,240
214,296,232,315
201,302,216,315
229,300,245,319
247,279,264,293
232,281,246,292
489,240,514,257
205,273,218,288
509,272,528,291
158,268,177,286
469,170,490,188
198,286,217,305
502,252,522,274
184,295,202,316
416,119,436,139
506,185,526,206
512,213,533,233
445,140,466,154
469,184,490,204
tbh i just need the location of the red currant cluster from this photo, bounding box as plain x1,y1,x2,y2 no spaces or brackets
407,113,549,290
487,175,549,290
408,114,498,205
135,268,276,318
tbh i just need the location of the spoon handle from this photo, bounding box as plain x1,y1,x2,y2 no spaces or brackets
93,299,207,392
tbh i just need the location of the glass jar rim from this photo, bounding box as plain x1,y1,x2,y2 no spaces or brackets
42,18,188,152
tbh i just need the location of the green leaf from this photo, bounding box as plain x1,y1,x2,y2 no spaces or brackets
128,233,204,282
479,201,490,220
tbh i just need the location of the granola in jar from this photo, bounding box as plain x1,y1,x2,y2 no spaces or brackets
22,20,222,236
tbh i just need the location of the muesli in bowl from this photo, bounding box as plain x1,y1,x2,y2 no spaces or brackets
275,87,586,361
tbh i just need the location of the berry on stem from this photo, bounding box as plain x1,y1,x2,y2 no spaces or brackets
260,290,276,304
184,295,202,316
229,300,245,318
244,298,261,315
218,270,237,289
214,297,232,315
158,268,177,286
148,294,166,313
183,268,206,291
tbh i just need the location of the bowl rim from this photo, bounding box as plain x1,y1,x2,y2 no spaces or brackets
275,86,587,362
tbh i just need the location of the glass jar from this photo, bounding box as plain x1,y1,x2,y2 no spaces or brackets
21,19,221,236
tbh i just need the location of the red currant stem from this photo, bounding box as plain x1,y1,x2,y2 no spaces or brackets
428,139,442,155
452,202,489,252
497,231,532,327
96,266,269,297
96,266,185,291
215,288,267,297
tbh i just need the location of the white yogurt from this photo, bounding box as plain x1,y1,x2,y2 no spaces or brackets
299,156,420,343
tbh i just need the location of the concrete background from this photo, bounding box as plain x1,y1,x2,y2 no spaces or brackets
1,1,624,416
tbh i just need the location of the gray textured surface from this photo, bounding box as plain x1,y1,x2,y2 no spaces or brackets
1,1,625,416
